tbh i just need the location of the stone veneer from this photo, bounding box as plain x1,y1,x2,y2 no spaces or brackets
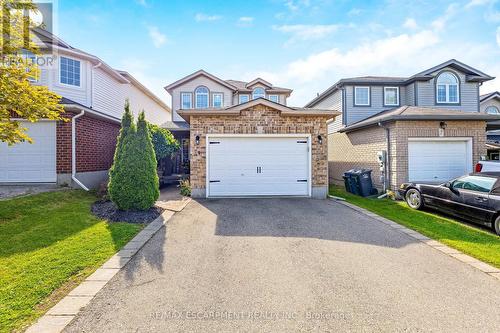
188,104,330,198
329,120,487,191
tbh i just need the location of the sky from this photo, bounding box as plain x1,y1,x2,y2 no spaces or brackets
53,0,500,107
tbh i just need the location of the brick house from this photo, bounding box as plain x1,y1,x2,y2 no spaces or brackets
306,59,500,192
0,29,171,189
164,71,338,198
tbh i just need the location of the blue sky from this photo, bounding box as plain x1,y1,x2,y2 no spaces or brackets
55,0,500,106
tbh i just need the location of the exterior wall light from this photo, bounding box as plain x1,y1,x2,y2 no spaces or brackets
195,135,200,145
317,135,323,145
439,121,447,129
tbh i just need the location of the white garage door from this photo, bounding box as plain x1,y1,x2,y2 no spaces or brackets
408,139,472,183
0,121,57,183
207,136,310,197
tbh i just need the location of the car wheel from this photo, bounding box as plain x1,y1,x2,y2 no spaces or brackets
405,188,423,210
494,216,500,236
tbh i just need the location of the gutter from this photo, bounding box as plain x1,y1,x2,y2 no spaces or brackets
71,110,89,191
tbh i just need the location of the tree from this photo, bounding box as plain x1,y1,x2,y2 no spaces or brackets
0,0,64,145
148,123,179,161
109,103,159,211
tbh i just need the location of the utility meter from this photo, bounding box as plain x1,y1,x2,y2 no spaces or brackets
377,150,386,171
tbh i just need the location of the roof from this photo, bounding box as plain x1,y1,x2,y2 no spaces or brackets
164,70,292,94
339,106,500,133
305,59,495,108
160,121,190,131
177,98,339,123
481,91,500,103
117,71,170,112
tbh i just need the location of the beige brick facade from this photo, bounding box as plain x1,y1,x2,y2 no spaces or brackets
189,104,330,197
329,120,487,191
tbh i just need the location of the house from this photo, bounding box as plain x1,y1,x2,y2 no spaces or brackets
481,91,500,160
164,70,338,198
0,29,171,189
305,59,500,192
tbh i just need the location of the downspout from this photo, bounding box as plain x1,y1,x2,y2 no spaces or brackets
72,110,89,191
378,121,391,193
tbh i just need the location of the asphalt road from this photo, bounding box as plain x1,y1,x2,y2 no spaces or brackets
64,198,500,332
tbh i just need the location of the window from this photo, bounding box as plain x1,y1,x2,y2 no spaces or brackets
436,71,459,104
452,175,497,193
354,87,370,106
195,86,209,108
181,93,192,109
252,87,265,100
239,94,249,104
60,56,80,86
212,93,223,108
384,87,399,106
486,106,500,114
268,95,279,103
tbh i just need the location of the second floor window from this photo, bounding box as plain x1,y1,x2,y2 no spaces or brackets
239,95,249,104
252,87,265,100
60,56,80,87
486,106,500,114
269,95,279,103
354,86,370,106
436,71,459,104
195,86,209,108
384,87,399,106
181,92,192,109
212,93,223,108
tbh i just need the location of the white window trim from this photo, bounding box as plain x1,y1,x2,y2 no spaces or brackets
486,106,500,114
436,72,460,104
180,92,192,109
239,94,250,104
354,86,370,106
195,86,209,109
268,95,279,103
252,87,266,100
212,93,224,108
383,87,399,106
59,55,82,87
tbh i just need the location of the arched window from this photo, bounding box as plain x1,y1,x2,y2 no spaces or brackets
436,71,459,104
195,86,209,108
252,87,265,100
486,106,500,114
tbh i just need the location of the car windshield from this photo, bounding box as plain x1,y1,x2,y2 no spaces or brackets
452,176,497,193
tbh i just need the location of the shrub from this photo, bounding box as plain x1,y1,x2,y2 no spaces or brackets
148,123,179,161
179,179,191,197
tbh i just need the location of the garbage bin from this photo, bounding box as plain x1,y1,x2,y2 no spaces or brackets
351,169,374,197
343,170,360,195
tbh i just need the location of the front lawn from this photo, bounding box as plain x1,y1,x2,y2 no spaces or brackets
0,190,142,333
330,185,500,269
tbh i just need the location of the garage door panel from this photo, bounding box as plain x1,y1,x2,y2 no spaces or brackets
0,121,56,183
208,136,310,197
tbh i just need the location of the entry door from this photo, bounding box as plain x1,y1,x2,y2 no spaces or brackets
207,136,310,197
408,139,472,183
0,121,57,182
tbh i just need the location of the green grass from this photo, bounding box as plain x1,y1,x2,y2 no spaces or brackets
330,185,500,269
0,190,142,333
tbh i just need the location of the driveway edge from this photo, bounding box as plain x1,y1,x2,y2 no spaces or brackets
25,209,177,333
333,199,500,282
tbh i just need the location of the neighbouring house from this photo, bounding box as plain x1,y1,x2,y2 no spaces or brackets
480,91,500,160
305,59,500,192
0,28,171,189
164,70,338,198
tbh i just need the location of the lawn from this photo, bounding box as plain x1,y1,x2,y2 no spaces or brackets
0,190,142,333
330,185,500,269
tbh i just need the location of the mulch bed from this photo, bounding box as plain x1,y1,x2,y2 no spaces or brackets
91,200,164,224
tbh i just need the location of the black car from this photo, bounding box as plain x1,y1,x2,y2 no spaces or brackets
399,172,500,235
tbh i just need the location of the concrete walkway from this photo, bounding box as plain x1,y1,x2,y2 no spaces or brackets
64,198,500,332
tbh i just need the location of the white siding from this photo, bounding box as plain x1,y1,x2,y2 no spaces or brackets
480,98,500,113
125,83,170,125
92,67,127,119
312,90,343,134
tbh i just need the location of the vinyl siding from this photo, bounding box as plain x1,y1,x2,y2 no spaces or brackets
480,98,500,113
416,67,479,112
405,83,415,106
92,67,127,119
125,83,169,125
310,90,343,134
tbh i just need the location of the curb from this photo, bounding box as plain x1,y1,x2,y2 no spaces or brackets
332,199,500,282
25,209,177,333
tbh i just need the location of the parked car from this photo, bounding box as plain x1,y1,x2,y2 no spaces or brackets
399,173,500,235
475,161,500,172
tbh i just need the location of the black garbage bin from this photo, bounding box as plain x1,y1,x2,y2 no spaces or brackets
343,170,360,195
352,169,374,197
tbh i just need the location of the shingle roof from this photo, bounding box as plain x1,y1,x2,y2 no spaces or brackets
339,106,500,133
480,91,500,102
160,121,190,131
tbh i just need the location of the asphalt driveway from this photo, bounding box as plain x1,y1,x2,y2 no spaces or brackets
65,198,500,332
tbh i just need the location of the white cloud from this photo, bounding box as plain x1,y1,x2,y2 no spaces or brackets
237,16,254,27
273,24,340,42
497,26,500,46
431,3,459,30
465,0,494,8
195,13,222,22
403,18,418,29
147,26,167,48
284,0,311,12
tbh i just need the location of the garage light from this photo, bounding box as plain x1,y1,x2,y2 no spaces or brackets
195,135,200,145
439,121,447,129
317,135,323,145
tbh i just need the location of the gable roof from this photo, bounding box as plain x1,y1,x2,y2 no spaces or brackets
117,71,170,112
339,106,500,133
481,91,500,103
246,78,273,88
305,59,494,108
164,70,238,92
